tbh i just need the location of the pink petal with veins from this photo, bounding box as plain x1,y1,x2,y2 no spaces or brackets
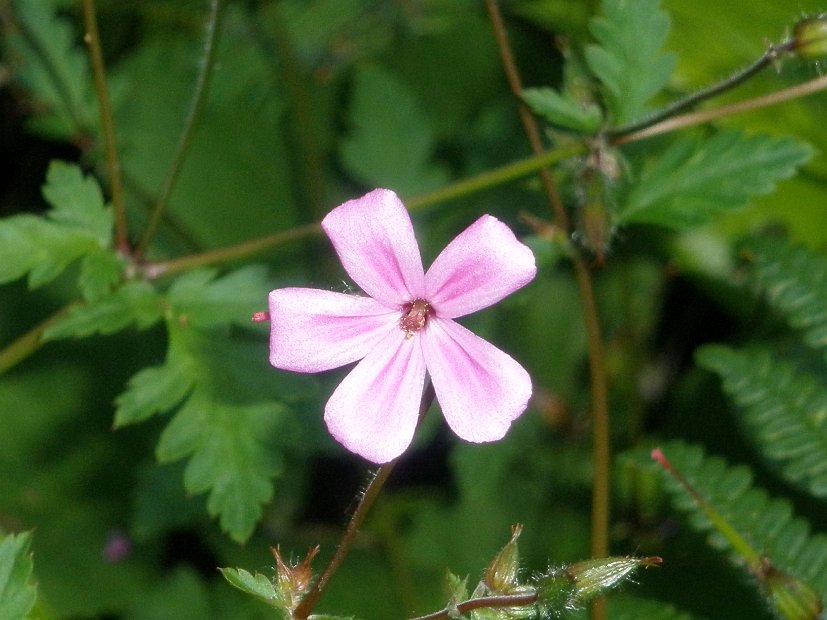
425,215,536,319
422,317,531,443
324,329,427,463
322,189,425,308
269,288,397,373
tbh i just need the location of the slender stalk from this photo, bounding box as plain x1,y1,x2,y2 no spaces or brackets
140,142,586,279
484,4,610,620
81,0,128,254
410,591,539,620
610,38,796,138
292,383,436,620
135,0,225,257
0,305,74,375
614,71,827,146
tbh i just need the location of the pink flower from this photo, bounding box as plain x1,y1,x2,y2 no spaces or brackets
268,189,536,463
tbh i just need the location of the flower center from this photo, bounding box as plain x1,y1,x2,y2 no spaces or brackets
400,299,432,338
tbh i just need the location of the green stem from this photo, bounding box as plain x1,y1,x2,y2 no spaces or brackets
409,591,539,620
135,0,225,258
141,141,585,279
484,5,610,620
292,382,436,620
82,0,129,254
0,305,74,375
610,38,797,138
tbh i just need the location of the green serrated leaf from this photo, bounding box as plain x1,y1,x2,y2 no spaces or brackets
618,131,812,229
584,0,676,127
697,345,827,497
43,280,162,340
0,531,37,620
114,358,194,428
219,567,281,608
340,65,449,195
746,236,827,353
167,266,269,328
42,161,112,245
157,392,282,542
145,324,286,542
9,2,94,138
78,251,124,302
521,87,603,133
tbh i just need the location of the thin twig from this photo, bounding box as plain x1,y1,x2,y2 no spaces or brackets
409,591,538,620
0,304,75,375
292,382,437,620
81,0,128,253
484,4,611,620
135,0,225,257
614,71,827,146
610,38,796,137
140,142,586,279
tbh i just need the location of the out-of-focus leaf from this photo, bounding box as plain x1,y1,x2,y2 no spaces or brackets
521,87,603,133
618,131,812,228
584,0,676,127
43,281,162,340
0,531,37,620
8,1,94,138
41,161,111,246
745,235,827,354
167,266,269,328
340,65,449,195
156,391,282,542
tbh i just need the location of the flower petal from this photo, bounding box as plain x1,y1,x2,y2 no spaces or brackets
322,189,425,308
269,288,397,373
425,215,536,318
422,318,531,443
325,329,427,463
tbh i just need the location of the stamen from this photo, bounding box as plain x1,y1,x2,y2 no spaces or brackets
400,299,432,338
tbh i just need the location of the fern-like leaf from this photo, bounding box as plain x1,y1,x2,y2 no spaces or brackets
626,441,827,604
697,345,827,498
746,236,827,354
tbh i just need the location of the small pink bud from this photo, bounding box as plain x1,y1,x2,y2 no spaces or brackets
252,311,270,323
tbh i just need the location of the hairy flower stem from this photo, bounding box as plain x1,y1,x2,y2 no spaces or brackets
610,38,796,138
484,3,611,619
410,591,539,620
81,0,128,254
292,382,436,620
136,0,225,258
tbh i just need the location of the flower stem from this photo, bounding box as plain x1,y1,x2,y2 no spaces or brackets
140,142,585,279
614,71,827,146
292,382,436,620
81,0,129,254
409,591,539,620
135,0,225,258
0,304,74,375
484,4,610,620
609,38,796,138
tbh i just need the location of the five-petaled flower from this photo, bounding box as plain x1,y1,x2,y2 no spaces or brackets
267,189,536,463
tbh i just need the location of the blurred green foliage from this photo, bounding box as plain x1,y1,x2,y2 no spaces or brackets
2,0,827,618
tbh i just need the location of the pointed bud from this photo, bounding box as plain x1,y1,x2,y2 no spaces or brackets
484,524,524,594
793,15,827,60
536,556,661,612
271,545,320,611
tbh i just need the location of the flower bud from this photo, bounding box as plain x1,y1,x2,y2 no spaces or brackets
793,15,827,60
271,545,320,611
484,524,523,594
536,556,661,613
